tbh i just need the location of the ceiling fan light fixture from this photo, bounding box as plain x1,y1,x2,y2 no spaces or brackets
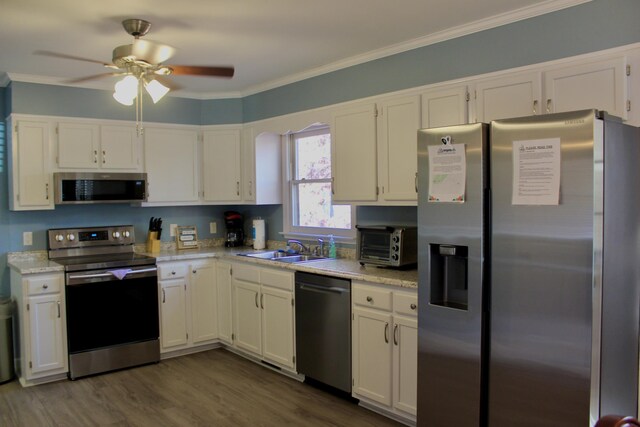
144,78,170,103
113,75,139,105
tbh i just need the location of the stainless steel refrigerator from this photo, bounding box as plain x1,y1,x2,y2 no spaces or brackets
417,110,640,427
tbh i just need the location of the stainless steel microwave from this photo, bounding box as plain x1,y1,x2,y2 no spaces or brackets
356,225,417,268
54,172,148,204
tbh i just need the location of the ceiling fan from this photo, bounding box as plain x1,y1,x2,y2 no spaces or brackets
36,18,234,92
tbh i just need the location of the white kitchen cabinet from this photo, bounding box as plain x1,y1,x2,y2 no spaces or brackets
331,103,378,202
377,95,421,202
10,271,68,386
157,260,218,353
215,261,234,345
57,122,140,170
8,118,54,210
544,57,628,119
474,71,542,123
144,127,199,203
203,128,242,202
241,128,282,204
231,262,295,370
421,85,469,128
352,281,418,421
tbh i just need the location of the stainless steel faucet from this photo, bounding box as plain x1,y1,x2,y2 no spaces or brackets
287,239,308,254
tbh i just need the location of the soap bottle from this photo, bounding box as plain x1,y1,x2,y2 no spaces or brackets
328,235,337,258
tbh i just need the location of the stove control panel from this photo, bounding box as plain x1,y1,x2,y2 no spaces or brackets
48,225,136,250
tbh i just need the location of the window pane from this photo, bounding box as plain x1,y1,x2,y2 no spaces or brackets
297,182,351,229
295,133,331,180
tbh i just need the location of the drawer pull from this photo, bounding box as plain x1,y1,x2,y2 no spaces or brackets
42,284,48,290
171,271,176,275
366,296,373,302
410,303,417,310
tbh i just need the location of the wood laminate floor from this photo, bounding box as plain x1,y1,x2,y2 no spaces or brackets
0,349,403,426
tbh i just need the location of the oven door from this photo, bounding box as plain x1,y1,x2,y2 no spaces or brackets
357,227,393,264
65,266,159,354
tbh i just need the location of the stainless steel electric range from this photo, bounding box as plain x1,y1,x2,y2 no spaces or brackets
48,225,159,380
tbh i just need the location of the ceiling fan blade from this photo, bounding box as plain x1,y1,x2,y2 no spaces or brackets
153,75,183,91
65,73,123,84
34,50,112,67
169,65,235,78
132,39,176,64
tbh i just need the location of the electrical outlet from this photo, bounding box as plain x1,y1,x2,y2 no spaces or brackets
23,231,33,246
209,221,217,234
170,224,178,237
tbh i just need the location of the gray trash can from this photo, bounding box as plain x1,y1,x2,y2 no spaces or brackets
0,297,14,383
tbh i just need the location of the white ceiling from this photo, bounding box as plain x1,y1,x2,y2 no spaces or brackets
0,0,588,99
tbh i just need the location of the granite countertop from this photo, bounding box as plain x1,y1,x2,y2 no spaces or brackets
9,246,418,289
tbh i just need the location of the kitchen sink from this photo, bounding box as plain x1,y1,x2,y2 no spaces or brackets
240,251,328,263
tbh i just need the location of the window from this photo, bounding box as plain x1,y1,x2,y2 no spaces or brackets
285,126,354,239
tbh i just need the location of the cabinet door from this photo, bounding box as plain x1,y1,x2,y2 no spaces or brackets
378,95,420,202
216,261,234,345
57,122,100,169
261,286,295,369
421,85,469,128
12,120,53,209
352,307,393,405
100,125,140,170
393,316,418,416
331,103,378,202
242,127,256,202
232,279,262,355
159,279,188,349
190,262,218,344
203,129,242,202
27,294,66,374
475,72,542,122
544,57,627,119
144,127,199,203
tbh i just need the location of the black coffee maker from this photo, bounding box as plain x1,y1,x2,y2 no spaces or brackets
224,211,244,247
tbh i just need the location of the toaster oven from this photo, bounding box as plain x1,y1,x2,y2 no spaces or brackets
356,225,417,268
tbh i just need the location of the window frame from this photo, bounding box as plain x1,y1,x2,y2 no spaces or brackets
282,125,356,241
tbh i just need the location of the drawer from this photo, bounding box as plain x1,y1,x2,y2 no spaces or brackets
394,291,418,317
261,268,294,291
353,283,392,311
158,263,188,280
26,274,63,295
233,263,260,283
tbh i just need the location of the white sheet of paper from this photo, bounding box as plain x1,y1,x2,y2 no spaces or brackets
427,143,466,203
512,138,561,205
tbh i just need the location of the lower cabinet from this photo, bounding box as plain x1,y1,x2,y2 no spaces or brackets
215,261,234,345
10,271,68,386
158,260,218,353
231,262,295,371
352,280,417,420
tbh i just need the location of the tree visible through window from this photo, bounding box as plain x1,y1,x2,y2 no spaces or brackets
291,128,351,233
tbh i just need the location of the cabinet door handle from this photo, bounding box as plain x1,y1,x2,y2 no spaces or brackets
193,270,197,274
533,100,538,115
162,289,166,303
546,99,552,113
45,183,49,200
102,150,106,164
414,172,418,193
94,150,98,163
331,177,335,195
384,322,389,344
249,180,253,196
236,181,240,196
57,301,61,318
260,293,264,309
393,324,398,346
255,292,259,308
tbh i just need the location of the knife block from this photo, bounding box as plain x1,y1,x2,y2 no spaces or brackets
147,231,161,253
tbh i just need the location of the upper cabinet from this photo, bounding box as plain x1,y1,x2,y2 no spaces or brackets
241,128,282,205
377,95,421,202
8,118,54,210
331,103,378,203
543,57,627,119
421,85,469,128
56,122,141,171
203,128,242,203
144,126,200,204
474,71,542,123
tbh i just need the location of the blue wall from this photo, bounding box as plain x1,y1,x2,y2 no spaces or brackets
2,0,640,295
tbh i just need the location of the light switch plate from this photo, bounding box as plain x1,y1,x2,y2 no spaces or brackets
23,231,33,246
209,222,217,234
170,224,177,237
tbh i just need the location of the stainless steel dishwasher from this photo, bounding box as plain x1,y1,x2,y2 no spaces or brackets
295,272,352,394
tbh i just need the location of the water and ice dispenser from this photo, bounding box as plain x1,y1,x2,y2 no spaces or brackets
429,244,469,310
